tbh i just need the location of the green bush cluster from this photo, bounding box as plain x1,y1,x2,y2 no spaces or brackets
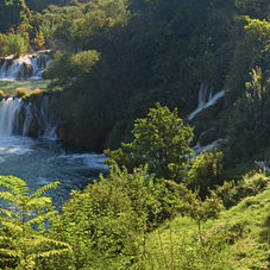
0,33,29,57
0,104,229,269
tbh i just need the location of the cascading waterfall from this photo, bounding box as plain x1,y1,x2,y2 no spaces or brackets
188,83,225,121
0,50,52,80
0,50,108,207
0,97,22,136
0,96,57,140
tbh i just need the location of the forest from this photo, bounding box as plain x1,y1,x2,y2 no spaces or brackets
0,0,269,269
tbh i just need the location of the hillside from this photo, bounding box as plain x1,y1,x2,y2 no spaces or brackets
146,174,270,270
1,1,270,269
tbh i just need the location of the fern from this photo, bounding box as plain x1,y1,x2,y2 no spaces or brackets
0,176,72,270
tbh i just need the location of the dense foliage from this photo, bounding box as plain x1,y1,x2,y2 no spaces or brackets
1,0,270,268
2,0,270,160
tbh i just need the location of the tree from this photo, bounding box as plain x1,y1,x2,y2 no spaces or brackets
32,30,45,49
187,189,224,244
187,151,224,197
106,103,194,181
0,176,72,270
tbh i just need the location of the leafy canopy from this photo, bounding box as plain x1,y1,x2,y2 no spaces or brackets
106,103,194,181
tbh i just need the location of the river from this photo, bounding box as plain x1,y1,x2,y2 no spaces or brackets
0,51,107,206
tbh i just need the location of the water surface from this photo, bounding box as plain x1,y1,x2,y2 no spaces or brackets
0,136,107,206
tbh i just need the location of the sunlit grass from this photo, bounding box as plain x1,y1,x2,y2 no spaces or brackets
146,179,270,269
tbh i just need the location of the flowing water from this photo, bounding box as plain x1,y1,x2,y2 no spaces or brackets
188,84,225,121
0,55,226,206
0,52,107,207
0,50,51,80
0,136,107,205
0,96,108,206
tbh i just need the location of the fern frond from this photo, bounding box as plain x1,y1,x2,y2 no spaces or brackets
30,182,60,199
30,236,72,250
26,197,52,210
0,208,20,220
0,248,19,258
0,235,10,242
26,210,58,226
32,248,71,259
0,176,29,194
0,191,19,203
0,220,23,232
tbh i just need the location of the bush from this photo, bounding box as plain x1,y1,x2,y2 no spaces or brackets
215,171,269,208
187,151,224,198
0,34,8,57
0,89,5,99
26,88,44,103
16,88,27,98
5,33,28,57
49,164,174,269
238,171,269,197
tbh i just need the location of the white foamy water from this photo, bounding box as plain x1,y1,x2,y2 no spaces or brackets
0,136,107,206
193,138,225,155
188,84,225,121
0,97,57,140
0,50,108,207
0,51,51,80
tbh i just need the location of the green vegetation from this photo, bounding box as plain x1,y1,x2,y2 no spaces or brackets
1,0,270,269
0,176,71,269
106,103,193,181
0,80,49,96
16,88,28,98
0,104,269,269
0,89,5,100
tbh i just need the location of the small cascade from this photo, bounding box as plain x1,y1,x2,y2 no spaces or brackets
38,96,58,140
0,96,57,140
193,138,225,155
0,97,22,136
0,50,52,80
188,84,225,121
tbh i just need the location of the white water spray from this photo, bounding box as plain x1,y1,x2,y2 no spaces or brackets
0,97,57,139
188,84,225,121
0,51,51,80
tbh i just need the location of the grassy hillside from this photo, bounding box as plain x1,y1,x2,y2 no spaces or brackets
146,178,270,270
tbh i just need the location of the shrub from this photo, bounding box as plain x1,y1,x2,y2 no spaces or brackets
49,164,174,269
5,33,28,57
215,171,269,208
187,151,224,198
0,34,8,57
0,89,5,100
26,88,44,103
32,31,45,49
238,171,269,197
16,88,27,98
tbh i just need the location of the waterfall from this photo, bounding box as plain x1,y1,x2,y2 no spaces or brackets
193,138,225,155
0,97,57,140
0,98,22,136
188,84,225,121
0,50,52,80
